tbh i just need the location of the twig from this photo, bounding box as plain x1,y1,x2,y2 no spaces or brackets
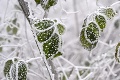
73,0,79,36
57,58,69,80
28,69,47,80
3,0,10,22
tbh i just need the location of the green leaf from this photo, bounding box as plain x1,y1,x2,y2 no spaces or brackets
34,19,54,30
86,22,99,43
99,7,116,19
53,51,62,58
34,0,41,4
6,26,12,33
37,27,55,42
13,27,18,35
57,23,65,35
115,43,120,62
4,59,13,79
40,0,58,10
18,61,27,80
0,47,2,52
6,26,18,35
12,18,17,25
4,58,27,80
105,8,116,19
95,15,106,31
80,28,98,51
43,33,60,59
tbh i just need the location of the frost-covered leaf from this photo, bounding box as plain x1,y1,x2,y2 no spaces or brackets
86,22,99,43
10,61,27,80
4,58,27,80
37,27,55,42
95,15,106,31
34,0,41,4
115,43,120,62
4,59,13,79
99,7,116,19
6,26,18,35
53,51,62,58
39,0,58,10
18,61,27,80
34,19,54,30
57,23,65,35
43,33,60,58
80,28,98,51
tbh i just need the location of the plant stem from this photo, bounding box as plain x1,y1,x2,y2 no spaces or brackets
18,0,53,80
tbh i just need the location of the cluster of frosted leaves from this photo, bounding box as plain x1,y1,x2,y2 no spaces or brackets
33,19,65,59
80,15,105,51
99,7,116,19
95,15,106,31
80,22,99,51
3,58,27,80
80,7,116,51
34,0,58,10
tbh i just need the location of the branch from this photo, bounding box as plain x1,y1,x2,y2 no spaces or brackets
18,0,31,24
18,0,53,80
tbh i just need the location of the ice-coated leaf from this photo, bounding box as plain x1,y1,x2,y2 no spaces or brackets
43,33,60,58
37,27,55,42
105,8,116,19
99,7,116,19
18,61,27,80
57,23,65,35
34,19,54,30
95,15,106,31
4,58,27,80
53,51,62,58
86,22,99,43
40,0,58,10
80,28,98,51
115,43,120,62
4,59,13,79
34,0,41,4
